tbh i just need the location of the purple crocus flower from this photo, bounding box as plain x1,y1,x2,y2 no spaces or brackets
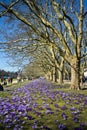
80,122,85,127
45,109,54,114
70,107,76,111
58,124,66,130
32,124,38,129
61,105,67,110
54,104,59,108
27,115,33,120
41,126,52,130
61,112,67,120
73,116,79,123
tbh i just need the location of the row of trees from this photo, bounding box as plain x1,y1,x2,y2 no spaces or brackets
0,69,18,79
0,0,87,89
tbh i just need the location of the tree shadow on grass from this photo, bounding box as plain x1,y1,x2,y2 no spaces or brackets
81,87,87,90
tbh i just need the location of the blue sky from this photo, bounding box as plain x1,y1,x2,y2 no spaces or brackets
0,19,15,72
0,0,87,72
0,14,19,72
0,52,19,72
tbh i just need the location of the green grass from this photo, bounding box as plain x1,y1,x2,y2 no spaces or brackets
0,81,87,130
0,80,31,98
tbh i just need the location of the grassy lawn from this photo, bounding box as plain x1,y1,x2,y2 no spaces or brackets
0,80,31,98
0,79,87,130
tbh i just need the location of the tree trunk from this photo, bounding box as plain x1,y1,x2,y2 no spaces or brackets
55,66,58,82
58,70,63,84
52,66,58,82
52,67,55,82
70,59,81,90
51,70,53,81
46,71,52,80
49,71,52,81
58,58,64,84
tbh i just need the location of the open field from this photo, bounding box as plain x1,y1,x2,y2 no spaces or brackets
0,79,87,130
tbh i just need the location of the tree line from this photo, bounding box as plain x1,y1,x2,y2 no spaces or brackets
0,0,87,89
0,69,18,79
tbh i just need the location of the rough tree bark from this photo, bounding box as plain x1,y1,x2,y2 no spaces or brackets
70,58,81,90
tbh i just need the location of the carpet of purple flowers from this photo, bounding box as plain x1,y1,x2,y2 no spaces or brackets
0,79,87,130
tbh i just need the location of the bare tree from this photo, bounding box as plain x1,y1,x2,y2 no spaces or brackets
0,0,87,89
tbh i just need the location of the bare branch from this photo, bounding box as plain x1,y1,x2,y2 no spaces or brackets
81,53,87,59
51,0,77,44
0,0,19,17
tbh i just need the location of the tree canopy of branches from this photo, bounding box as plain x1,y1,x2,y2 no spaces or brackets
0,0,87,89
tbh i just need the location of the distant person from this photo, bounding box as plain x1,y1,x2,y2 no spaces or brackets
10,77,13,83
8,77,11,84
3,80,7,85
1,77,4,83
0,84,4,91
